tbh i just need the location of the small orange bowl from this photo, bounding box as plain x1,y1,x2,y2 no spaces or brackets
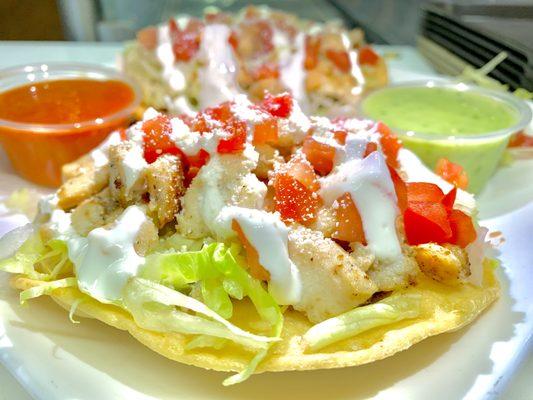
0,63,141,187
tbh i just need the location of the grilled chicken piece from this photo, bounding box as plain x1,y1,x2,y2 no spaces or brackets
145,154,185,228
177,151,266,238
57,164,109,210
367,248,419,292
108,142,147,207
133,218,159,256
71,189,122,236
289,226,376,323
253,144,283,180
414,243,470,285
61,155,94,182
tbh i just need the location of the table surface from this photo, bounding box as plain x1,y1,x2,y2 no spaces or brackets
0,41,530,400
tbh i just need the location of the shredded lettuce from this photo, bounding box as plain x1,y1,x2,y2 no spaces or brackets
20,277,78,304
303,293,422,352
135,242,284,384
123,277,278,349
141,242,282,329
0,233,72,280
2,188,40,219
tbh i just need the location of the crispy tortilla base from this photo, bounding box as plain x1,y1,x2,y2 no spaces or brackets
10,265,498,374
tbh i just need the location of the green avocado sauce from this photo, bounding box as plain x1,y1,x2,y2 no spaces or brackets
362,86,519,193
363,87,518,136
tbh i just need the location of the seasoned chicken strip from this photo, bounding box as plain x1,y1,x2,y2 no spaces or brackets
57,164,109,210
145,154,185,228
177,149,266,238
289,226,376,323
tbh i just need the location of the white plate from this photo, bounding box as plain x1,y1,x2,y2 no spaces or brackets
0,45,532,399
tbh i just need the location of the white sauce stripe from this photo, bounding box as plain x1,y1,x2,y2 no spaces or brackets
320,151,402,261
216,206,302,305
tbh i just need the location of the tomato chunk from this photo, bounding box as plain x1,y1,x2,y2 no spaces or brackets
406,182,445,204
206,102,233,123
186,149,210,181
442,187,457,210
217,118,247,154
333,130,347,145
304,35,321,70
404,201,452,245
302,137,336,176
137,26,157,50
273,155,320,223
376,122,401,168
142,114,180,163
363,142,378,157
261,92,293,118
253,118,278,145
332,193,366,244
250,62,280,80
435,158,468,189
325,49,351,73
449,209,477,248
168,18,202,62
358,46,380,66
388,166,407,212
508,131,533,148
232,220,270,281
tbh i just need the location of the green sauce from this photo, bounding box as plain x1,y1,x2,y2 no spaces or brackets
363,87,518,136
362,86,519,193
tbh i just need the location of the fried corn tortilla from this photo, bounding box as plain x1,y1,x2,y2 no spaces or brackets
10,263,498,373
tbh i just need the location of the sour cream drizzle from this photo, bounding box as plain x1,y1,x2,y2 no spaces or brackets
320,151,402,261
280,32,308,109
197,24,240,109
216,206,302,305
342,33,365,96
48,206,148,304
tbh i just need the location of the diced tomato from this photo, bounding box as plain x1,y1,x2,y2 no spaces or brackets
189,113,211,133
376,122,402,168
273,155,321,223
142,114,180,163
256,20,274,54
435,158,469,190
185,149,210,182
304,35,321,70
508,131,533,147
388,166,407,212
448,209,477,248
273,173,320,224
442,187,457,210
228,30,239,52
404,201,452,245
302,137,336,176
168,18,202,61
358,46,380,66
232,220,270,281
282,154,320,192
261,92,293,118
332,193,366,244
137,26,157,50
206,102,233,123
253,118,278,145
250,62,280,80
406,182,445,204
118,128,128,141
325,49,351,73
217,118,247,154
333,130,347,145
364,142,378,157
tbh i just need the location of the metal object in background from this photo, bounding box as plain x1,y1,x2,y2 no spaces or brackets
419,1,533,90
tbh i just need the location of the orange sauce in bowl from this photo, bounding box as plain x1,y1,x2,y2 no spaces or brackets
0,79,134,124
0,78,137,187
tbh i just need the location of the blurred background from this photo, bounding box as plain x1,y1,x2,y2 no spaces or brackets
0,0,531,90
